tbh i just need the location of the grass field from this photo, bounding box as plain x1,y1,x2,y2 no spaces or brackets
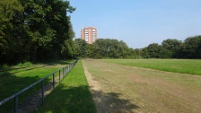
1,59,201,113
0,60,73,112
84,59,201,113
102,59,201,75
34,60,96,113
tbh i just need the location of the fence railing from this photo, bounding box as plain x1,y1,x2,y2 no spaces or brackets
0,60,77,113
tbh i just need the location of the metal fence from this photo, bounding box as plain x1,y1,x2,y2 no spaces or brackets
0,60,77,113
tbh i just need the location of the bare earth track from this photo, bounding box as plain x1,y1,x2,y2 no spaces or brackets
83,59,201,113
83,60,105,113
83,60,137,113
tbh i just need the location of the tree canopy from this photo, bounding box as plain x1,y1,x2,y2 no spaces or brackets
74,38,135,59
141,36,201,59
74,36,201,59
0,0,75,64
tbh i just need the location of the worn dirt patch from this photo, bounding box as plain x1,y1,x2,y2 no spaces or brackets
83,61,108,113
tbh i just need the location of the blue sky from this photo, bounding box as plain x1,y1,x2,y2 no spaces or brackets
68,0,201,48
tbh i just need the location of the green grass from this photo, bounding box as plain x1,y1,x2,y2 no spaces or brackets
84,59,201,113
16,61,33,67
0,61,33,70
34,60,97,113
0,60,73,113
102,59,201,75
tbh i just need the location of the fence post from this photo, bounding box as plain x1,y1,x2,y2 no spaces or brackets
41,80,44,106
53,74,55,89
59,70,61,83
64,67,66,76
63,68,65,78
66,66,69,73
14,96,18,113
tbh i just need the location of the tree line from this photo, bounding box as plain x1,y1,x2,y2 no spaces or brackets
139,35,201,59
74,38,137,59
73,35,201,59
0,0,75,64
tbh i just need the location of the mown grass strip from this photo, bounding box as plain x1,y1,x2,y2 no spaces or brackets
34,60,97,113
102,59,201,75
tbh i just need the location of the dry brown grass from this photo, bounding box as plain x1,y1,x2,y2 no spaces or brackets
83,59,201,113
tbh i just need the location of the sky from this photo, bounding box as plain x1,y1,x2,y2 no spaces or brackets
68,0,201,48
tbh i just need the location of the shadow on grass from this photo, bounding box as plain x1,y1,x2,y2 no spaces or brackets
92,90,139,113
0,60,72,113
41,60,74,66
0,65,46,77
35,85,139,113
0,74,43,113
34,85,96,113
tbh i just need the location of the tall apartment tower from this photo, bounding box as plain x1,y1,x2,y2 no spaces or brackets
81,27,97,44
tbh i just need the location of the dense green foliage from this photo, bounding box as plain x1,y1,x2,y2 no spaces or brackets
74,35,201,59
102,59,201,75
74,38,88,57
74,38,135,59
0,0,75,64
89,39,132,58
35,60,97,113
135,35,201,59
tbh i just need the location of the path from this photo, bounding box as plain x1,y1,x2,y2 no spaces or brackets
82,60,106,113
9,73,63,113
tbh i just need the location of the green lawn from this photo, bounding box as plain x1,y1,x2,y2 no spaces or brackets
83,59,201,113
0,60,73,112
102,59,201,75
34,60,96,113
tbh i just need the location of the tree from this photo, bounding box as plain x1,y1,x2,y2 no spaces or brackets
147,43,160,58
183,36,201,58
135,49,142,58
197,42,201,59
0,0,24,63
19,0,56,61
162,39,183,58
147,43,172,58
141,47,149,58
74,38,88,57
44,0,75,59
158,46,172,58
0,0,76,64
89,38,132,58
